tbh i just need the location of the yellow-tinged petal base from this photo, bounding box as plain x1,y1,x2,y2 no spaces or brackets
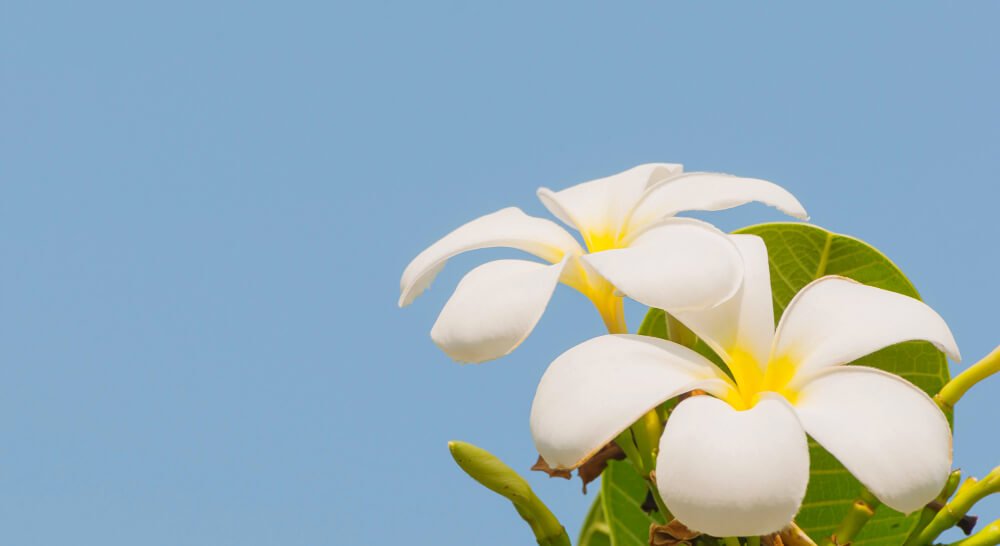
593,291,626,334
720,349,800,410
560,256,627,334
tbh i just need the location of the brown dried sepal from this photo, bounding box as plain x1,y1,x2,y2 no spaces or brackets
958,514,979,535
649,519,701,546
530,455,572,480
927,501,979,535
577,442,626,493
530,443,626,493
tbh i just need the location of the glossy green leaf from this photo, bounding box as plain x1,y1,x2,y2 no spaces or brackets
600,460,665,546
578,493,612,546
733,222,951,545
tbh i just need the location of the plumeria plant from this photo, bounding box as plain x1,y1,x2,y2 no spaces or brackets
400,164,1000,546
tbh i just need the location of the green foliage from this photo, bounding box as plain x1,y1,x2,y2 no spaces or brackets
578,458,666,546
578,494,612,546
600,460,666,546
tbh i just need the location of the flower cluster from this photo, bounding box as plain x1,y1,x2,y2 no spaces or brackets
400,164,971,541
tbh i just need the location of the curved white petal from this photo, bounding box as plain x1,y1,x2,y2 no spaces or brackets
581,218,743,312
773,277,961,381
657,395,810,537
430,259,565,363
530,334,730,469
673,234,775,366
399,207,582,307
626,172,808,234
537,163,683,240
794,366,952,513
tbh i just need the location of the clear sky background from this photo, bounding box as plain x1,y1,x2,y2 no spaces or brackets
1,2,997,545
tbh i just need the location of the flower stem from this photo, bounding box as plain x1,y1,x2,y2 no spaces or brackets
936,345,1000,410
820,488,880,546
916,466,1000,545
948,519,1000,546
903,470,963,546
614,430,644,469
646,479,672,521
615,427,673,521
724,537,742,546
632,409,663,474
747,536,761,546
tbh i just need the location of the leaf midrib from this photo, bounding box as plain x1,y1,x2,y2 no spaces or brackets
814,231,833,278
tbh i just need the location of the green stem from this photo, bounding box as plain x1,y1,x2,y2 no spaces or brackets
724,537,742,546
638,411,673,522
904,470,963,546
916,466,1000,545
646,479,672,521
632,409,663,474
821,488,881,546
615,427,673,521
747,536,761,546
936,345,1000,410
614,430,644,469
949,519,1000,546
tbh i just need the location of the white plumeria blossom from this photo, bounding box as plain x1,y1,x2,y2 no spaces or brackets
530,235,961,537
399,163,807,363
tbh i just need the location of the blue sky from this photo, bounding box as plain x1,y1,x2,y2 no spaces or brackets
1,2,997,545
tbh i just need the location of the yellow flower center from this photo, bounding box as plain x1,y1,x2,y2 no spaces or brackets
721,348,800,410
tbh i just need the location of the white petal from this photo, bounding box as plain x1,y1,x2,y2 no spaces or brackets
537,163,683,240
657,395,810,537
673,234,775,366
626,172,808,234
772,277,961,381
430,259,564,363
581,218,743,312
399,207,582,307
794,366,952,513
530,334,730,469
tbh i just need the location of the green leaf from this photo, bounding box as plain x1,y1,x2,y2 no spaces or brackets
578,493,612,546
732,222,951,546
600,460,665,546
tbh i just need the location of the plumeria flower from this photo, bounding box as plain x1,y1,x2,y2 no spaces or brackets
398,163,807,363
530,235,960,537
